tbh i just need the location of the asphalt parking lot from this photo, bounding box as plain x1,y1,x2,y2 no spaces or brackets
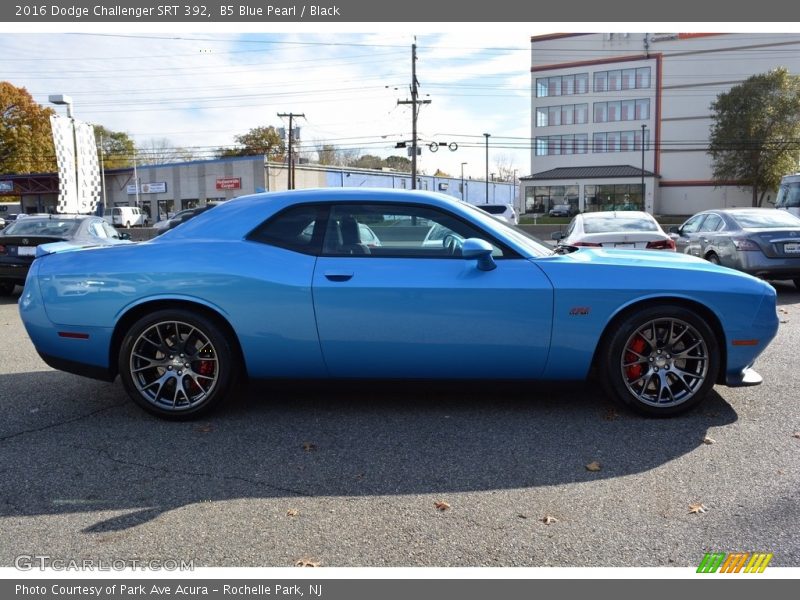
0,283,798,568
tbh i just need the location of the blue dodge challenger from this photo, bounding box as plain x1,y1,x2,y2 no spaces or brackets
19,189,779,418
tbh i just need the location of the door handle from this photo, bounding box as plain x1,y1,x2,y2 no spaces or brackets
324,272,354,282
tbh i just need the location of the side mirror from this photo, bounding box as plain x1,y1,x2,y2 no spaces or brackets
668,226,680,234
551,231,564,241
462,238,496,271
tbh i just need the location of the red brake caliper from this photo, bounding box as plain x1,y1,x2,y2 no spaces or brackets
625,336,647,381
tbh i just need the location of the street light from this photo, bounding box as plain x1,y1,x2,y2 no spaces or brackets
48,94,73,117
483,133,491,203
460,162,467,202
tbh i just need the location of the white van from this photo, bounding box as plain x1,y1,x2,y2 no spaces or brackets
105,206,149,228
775,174,800,218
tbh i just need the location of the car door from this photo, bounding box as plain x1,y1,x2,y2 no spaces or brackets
672,214,706,255
312,202,554,379
695,213,725,259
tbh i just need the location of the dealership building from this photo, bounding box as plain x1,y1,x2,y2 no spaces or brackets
522,32,800,216
0,157,514,221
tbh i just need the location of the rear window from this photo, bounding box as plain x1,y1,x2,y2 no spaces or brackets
3,218,80,236
477,205,507,215
583,216,658,233
732,210,800,229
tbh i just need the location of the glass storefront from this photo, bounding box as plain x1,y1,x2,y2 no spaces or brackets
523,183,645,214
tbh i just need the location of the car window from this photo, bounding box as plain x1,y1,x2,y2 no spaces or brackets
248,204,327,254
2,218,80,236
698,214,724,232
322,204,505,258
102,222,122,239
731,210,800,229
680,214,705,234
582,216,658,233
89,221,108,238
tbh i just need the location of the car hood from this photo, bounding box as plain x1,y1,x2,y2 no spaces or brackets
540,246,757,276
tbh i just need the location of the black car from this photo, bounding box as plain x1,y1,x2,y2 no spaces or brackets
548,204,577,217
155,205,215,235
0,215,129,295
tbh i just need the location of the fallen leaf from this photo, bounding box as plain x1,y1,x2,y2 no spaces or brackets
517,514,528,519
688,502,707,514
194,424,213,433
792,432,800,439
434,501,451,511
702,436,716,445
780,319,789,324
585,461,602,472
295,558,320,567
286,509,299,517
778,308,789,314
302,442,317,452
602,407,619,421
540,515,558,525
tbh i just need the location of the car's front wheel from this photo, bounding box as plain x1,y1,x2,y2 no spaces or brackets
118,309,236,419
601,306,720,416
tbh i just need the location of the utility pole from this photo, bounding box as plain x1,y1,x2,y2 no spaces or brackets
397,40,430,189
278,112,305,189
483,133,491,202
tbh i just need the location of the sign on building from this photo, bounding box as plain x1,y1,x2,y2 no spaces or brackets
216,177,242,190
0,181,13,193
127,182,167,194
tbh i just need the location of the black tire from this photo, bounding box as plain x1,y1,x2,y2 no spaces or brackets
794,278,800,290
0,280,16,296
600,305,720,417
706,253,720,265
118,309,236,419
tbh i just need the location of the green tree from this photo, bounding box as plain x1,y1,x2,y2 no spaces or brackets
384,155,412,172
93,125,135,169
220,126,285,160
434,168,452,177
350,154,385,170
0,81,56,174
708,68,800,207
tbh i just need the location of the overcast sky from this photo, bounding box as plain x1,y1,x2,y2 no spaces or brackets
1,26,542,179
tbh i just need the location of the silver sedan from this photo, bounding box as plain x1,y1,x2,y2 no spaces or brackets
669,208,800,288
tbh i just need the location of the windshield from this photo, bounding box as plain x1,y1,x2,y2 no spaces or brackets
776,182,800,208
732,210,800,229
459,203,551,257
2,217,80,237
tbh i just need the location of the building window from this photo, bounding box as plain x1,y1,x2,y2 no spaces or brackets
635,98,650,120
536,73,590,97
536,108,548,127
636,67,651,88
585,183,644,212
594,67,651,93
548,105,561,126
594,98,650,123
575,104,588,124
575,133,588,154
535,137,548,156
594,71,607,92
593,129,650,153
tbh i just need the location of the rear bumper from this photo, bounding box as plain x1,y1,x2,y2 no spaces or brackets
37,351,115,382
0,261,32,283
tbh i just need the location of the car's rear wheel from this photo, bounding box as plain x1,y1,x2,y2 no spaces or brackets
0,280,16,296
118,309,235,419
601,306,719,416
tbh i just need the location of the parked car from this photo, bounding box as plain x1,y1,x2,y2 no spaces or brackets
0,217,5,230
548,204,577,218
552,211,676,251
104,206,149,228
154,206,215,235
19,189,778,419
474,203,518,224
1,215,130,295
669,208,800,288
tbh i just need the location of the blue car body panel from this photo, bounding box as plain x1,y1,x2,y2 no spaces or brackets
19,188,779,390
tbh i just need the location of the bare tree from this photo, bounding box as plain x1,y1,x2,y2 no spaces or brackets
493,153,516,182
138,138,197,165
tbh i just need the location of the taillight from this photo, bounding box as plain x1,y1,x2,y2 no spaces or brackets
0,244,6,255
732,237,760,251
646,239,676,250
573,241,602,247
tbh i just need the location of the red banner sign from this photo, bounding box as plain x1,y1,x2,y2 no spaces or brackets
216,177,242,190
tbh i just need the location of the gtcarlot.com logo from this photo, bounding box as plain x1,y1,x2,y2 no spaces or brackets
697,552,773,573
